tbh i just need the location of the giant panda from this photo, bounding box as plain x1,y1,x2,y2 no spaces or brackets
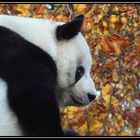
0,14,99,136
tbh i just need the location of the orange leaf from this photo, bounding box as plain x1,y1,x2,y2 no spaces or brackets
99,35,112,53
107,33,130,55
127,4,137,16
106,59,116,69
135,37,140,52
114,21,123,31
119,6,128,12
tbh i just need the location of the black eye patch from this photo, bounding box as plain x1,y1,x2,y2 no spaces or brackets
75,66,85,83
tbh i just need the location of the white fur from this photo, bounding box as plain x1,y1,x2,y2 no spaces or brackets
0,79,22,136
0,15,59,61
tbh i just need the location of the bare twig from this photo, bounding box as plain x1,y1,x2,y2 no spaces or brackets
67,4,77,21
28,4,34,17
6,4,14,15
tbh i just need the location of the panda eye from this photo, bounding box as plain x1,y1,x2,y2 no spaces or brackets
75,66,85,83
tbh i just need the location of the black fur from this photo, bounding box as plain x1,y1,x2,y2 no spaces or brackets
56,14,84,41
64,129,80,137
0,26,64,136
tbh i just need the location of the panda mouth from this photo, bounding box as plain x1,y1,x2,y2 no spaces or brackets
71,96,84,106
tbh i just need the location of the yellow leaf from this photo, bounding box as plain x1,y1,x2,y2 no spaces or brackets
101,84,112,104
87,22,92,30
79,122,87,136
121,16,127,23
102,84,112,95
110,15,117,23
104,30,109,35
67,106,79,112
92,121,103,130
73,4,78,10
110,23,115,29
112,96,119,107
97,14,103,20
76,4,86,13
102,21,107,28
114,6,119,12
16,4,30,16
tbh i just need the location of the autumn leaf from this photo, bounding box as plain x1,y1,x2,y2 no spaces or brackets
110,14,117,23
106,59,116,69
76,4,87,13
112,70,119,82
127,4,137,16
114,21,123,31
99,35,112,53
101,84,112,104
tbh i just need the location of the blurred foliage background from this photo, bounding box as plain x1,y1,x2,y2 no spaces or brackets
0,4,140,136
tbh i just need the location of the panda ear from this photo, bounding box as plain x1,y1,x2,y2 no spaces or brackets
56,14,84,41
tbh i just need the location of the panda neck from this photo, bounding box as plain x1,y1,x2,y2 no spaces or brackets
0,15,57,61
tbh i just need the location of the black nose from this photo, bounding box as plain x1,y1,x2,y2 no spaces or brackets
88,93,96,102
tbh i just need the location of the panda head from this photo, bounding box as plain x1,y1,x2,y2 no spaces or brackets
54,15,100,107
0,14,99,107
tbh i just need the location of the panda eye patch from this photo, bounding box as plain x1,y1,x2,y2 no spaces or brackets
75,66,85,83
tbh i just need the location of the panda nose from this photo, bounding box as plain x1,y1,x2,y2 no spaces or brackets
88,93,96,102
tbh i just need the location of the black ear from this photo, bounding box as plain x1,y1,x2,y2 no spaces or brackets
56,14,84,41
